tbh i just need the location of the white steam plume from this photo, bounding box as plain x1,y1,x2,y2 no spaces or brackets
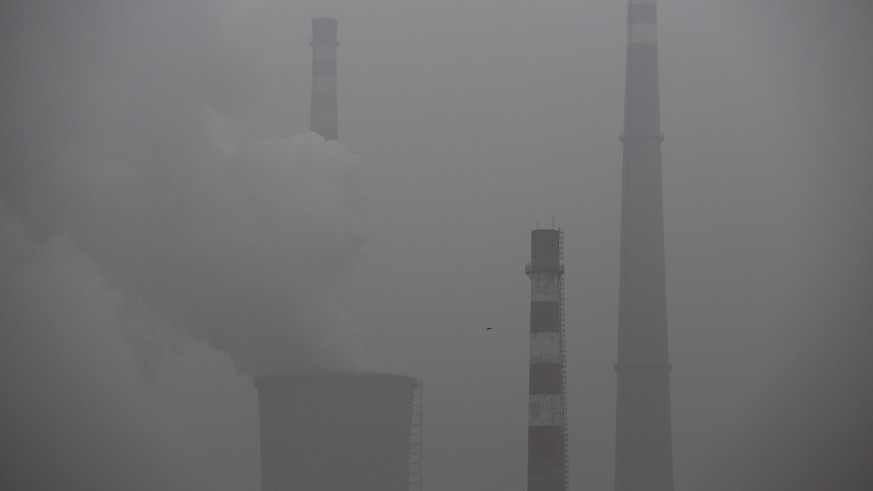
70,121,367,376
1,1,371,377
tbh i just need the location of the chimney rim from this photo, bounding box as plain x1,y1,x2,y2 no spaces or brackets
254,371,418,388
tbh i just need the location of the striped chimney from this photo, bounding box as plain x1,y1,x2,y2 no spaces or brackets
310,17,338,140
614,1,675,491
526,229,568,491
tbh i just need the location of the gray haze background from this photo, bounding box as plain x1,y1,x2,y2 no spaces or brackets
1,0,871,490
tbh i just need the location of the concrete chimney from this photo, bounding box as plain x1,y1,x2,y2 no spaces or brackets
255,372,417,491
310,17,339,140
614,1,675,490
526,229,568,491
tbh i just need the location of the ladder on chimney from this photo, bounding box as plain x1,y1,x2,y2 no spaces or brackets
409,381,423,491
558,229,569,491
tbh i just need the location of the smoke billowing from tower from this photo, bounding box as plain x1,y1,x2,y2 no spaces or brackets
526,229,568,491
252,19,422,491
310,17,339,140
614,1,675,491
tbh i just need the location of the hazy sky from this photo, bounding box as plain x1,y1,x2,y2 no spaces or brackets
2,1,872,490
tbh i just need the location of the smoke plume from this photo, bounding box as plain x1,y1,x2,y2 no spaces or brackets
0,0,367,376
71,125,367,376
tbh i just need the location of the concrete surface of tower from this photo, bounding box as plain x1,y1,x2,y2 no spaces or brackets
614,1,675,491
255,373,418,491
310,17,338,140
526,229,568,491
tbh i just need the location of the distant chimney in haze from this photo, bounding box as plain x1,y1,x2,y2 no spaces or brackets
310,17,339,140
614,1,675,490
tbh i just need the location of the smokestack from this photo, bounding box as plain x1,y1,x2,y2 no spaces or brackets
310,17,339,140
614,0,675,490
526,229,568,491
255,372,417,491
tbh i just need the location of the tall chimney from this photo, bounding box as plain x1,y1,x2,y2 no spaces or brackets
255,372,417,491
614,1,675,491
310,17,338,140
526,229,568,491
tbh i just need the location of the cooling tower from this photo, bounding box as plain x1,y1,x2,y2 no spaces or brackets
255,372,417,491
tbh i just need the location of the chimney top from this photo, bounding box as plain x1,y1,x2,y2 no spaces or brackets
311,18,338,46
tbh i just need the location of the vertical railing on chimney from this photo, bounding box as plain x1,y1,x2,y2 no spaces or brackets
409,382,423,491
558,231,569,491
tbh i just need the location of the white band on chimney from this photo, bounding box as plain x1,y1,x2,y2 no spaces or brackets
628,23,658,45
313,45,337,58
530,333,562,364
529,394,564,426
530,273,560,302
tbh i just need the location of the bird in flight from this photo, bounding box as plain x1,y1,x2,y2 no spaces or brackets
486,327,493,331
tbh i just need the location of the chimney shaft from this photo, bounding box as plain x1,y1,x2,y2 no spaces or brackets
310,17,338,140
614,1,675,490
526,229,568,491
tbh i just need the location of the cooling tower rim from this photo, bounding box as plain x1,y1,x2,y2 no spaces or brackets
254,371,418,388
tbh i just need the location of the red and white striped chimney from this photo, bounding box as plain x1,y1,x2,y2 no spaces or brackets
526,228,567,491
